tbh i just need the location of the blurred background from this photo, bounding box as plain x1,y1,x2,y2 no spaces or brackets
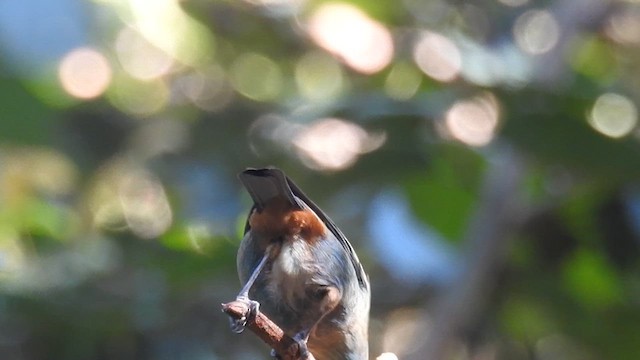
1,0,640,359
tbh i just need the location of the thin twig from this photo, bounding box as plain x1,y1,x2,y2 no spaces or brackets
222,300,316,360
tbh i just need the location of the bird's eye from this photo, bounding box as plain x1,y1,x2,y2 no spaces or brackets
311,286,329,301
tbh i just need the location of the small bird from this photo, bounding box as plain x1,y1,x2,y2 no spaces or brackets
231,167,370,360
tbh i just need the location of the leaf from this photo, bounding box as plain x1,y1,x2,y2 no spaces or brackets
404,145,484,242
562,248,623,310
0,78,53,145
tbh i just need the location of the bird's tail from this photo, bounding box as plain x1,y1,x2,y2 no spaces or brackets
238,168,303,211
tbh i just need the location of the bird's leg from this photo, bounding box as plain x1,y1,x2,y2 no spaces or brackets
291,285,342,359
230,243,279,333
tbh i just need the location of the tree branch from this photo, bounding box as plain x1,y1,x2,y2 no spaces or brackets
222,300,316,360
408,148,527,359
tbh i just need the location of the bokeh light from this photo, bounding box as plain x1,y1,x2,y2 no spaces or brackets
443,93,500,147
4,0,640,358
229,53,283,101
293,118,386,171
129,118,190,159
115,27,174,80
605,7,640,46
58,47,112,99
127,0,213,66
458,38,531,87
295,50,345,101
385,62,423,100
535,334,590,359
376,352,399,360
413,31,462,82
0,148,78,286
0,147,81,282
244,0,304,6
513,9,560,55
90,161,173,239
497,0,529,7
119,171,173,239
307,3,394,74
177,66,234,112
186,223,214,254
382,308,430,357
247,114,301,157
588,93,638,138
2,148,78,202
243,0,306,15
109,77,170,116
0,227,25,275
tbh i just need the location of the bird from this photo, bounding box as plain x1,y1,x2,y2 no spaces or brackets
230,167,370,360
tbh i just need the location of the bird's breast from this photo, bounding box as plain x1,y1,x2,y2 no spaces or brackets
268,238,317,303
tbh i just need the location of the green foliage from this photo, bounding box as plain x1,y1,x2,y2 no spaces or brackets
0,79,52,145
562,248,623,310
405,145,484,242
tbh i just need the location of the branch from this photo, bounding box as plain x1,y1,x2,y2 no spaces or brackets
222,300,316,360
408,148,527,359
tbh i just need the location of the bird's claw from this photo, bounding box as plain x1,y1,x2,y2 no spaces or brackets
269,332,310,359
270,348,282,359
229,296,259,334
293,332,311,359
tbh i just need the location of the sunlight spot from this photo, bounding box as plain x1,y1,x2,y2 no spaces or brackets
307,3,393,74
513,9,560,55
413,31,461,82
115,27,174,80
444,93,500,147
589,93,637,138
293,118,386,171
58,47,112,99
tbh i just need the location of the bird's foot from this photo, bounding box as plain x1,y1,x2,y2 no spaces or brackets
229,296,259,334
270,348,282,359
292,331,311,359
